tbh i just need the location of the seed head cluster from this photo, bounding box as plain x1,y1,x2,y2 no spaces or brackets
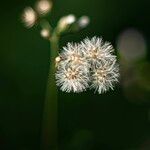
56,37,119,94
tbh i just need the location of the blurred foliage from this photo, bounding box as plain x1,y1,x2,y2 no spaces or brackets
0,0,150,150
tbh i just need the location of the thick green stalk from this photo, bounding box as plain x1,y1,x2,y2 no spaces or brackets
41,32,59,150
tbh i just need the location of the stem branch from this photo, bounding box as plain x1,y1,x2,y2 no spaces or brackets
41,32,59,150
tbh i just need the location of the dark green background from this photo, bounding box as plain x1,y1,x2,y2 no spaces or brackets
0,0,150,150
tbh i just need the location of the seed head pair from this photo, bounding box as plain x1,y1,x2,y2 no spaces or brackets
22,0,53,28
56,37,119,94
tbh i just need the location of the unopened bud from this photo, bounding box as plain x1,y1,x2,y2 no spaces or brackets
57,14,76,33
36,0,53,15
78,16,90,28
55,56,61,67
22,7,37,28
40,29,50,39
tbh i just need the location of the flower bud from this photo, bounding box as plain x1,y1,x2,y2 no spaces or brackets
55,56,61,67
36,0,53,15
40,28,50,39
78,16,90,28
22,7,37,28
57,14,76,33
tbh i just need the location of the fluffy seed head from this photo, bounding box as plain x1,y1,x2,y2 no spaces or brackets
22,7,37,28
81,37,116,65
56,64,89,93
59,43,88,68
91,59,119,94
36,0,53,15
78,16,90,28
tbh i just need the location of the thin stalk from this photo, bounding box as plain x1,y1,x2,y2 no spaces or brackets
41,31,59,150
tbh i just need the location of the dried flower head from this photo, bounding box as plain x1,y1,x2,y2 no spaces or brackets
40,28,50,38
78,16,90,28
57,14,76,32
91,58,119,94
56,63,89,93
81,37,116,65
36,0,53,15
22,7,37,28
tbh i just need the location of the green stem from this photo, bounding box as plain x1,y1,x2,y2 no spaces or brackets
41,32,59,150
